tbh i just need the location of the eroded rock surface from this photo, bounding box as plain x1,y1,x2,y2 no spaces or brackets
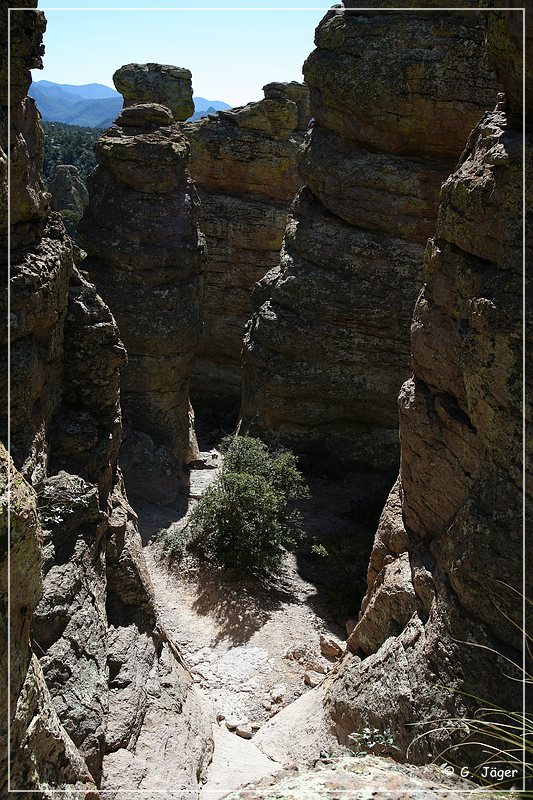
0,445,96,797
222,755,503,800
78,100,206,504
186,82,310,421
0,11,88,792
113,62,194,121
1,1,48,253
3,14,212,796
325,5,530,772
240,2,495,475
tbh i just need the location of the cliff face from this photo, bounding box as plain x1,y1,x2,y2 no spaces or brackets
3,14,212,795
1,446,96,797
239,2,495,475
78,76,206,504
325,5,530,768
185,82,310,421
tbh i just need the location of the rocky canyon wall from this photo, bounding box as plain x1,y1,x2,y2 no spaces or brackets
325,2,530,771
78,68,206,504
2,11,212,795
240,1,495,476
185,82,310,422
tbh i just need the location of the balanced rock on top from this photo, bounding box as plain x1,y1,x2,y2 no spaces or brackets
113,62,194,121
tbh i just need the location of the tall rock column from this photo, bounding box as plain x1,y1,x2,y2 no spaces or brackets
3,23,213,794
240,1,495,476
185,82,310,422
79,66,206,504
325,5,530,772
1,5,103,794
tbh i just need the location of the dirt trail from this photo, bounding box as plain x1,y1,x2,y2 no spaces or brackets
135,448,386,796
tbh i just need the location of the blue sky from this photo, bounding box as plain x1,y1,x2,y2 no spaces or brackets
29,0,330,106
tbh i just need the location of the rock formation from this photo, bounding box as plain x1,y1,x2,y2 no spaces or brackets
240,2,495,476
113,62,194,121
49,164,89,215
1,445,96,796
325,3,530,772
224,755,498,800
2,13,212,795
186,82,310,422
78,72,206,504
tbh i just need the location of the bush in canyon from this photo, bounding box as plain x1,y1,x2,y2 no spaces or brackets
188,436,308,574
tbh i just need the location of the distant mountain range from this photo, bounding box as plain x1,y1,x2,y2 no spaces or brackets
29,80,231,128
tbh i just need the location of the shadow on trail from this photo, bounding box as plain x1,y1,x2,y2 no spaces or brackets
290,470,393,628
190,566,295,645
134,496,188,547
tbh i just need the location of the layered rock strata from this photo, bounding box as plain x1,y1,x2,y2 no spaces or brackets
186,82,310,421
2,15,212,795
240,2,495,475
78,89,206,504
325,5,530,771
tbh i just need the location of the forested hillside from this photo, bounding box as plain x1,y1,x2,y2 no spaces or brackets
42,121,102,183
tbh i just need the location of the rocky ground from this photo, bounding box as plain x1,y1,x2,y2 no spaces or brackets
134,438,386,797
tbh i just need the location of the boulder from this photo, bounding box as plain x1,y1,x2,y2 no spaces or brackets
222,755,507,800
113,62,194,121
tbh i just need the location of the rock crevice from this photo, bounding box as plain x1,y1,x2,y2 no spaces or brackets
185,82,310,421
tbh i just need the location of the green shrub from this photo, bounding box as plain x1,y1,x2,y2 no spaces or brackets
158,521,193,562
187,435,308,575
